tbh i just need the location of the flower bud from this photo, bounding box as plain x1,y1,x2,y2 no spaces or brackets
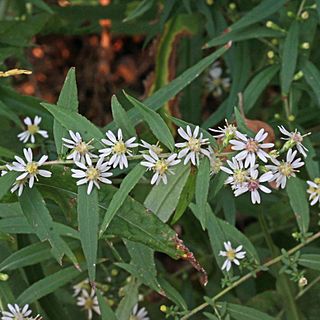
301,42,310,50
271,38,279,45
111,268,118,276
301,11,309,20
299,277,308,287
229,3,236,10
206,0,214,5
274,113,281,120
288,114,295,122
287,11,295,18
0,273,9,281
160,305,167,313
293,71,304,81
267,50,275,59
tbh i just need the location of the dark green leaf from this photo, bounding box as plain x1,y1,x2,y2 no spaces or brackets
298,254,320,271
234,107,255,136
97,290,118,320
301,60,320,107
0,171,19,201
227,303,275,320
123,0,154,22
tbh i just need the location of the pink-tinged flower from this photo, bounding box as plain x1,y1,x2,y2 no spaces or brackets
234,168,273,204
266,149,304,189
219,241,246,272
307,178,320,206
230,129,274,168
17,116,48,144
175,125,210,166
278,125,310,157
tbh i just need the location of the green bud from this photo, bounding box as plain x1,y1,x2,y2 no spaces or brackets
0,273,9,281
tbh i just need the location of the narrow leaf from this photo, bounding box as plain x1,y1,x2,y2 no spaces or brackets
97,290,118,320
227,303,275,320
124,0,154,22
301,60,320,107
298,254,320,271
78,186,99,281
0,171,18,201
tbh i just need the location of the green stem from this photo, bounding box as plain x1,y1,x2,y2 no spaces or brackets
181,231,320,320
0,0,9,20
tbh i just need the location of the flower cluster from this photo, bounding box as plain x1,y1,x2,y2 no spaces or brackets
1,304,42,320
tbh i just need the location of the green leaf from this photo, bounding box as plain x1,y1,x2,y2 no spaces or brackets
53,67,78,155
0,100,23,128
301,60,320,107
97,290,118,320
286,177,310,234
99,164,145,236
234,107,255,137
243,65,280,113
29,0,54,14
123,240,162,293
17,264,83,305
227,303,275,320
298,254,320,271
195,157,211,229
0,171,18,201
111,95,136,139
124,0,154,22
206,25,284,47
144,163,190,222
304,137,320,179
78,186,99,281
105,44,230,130
0,145,16,159
171,169,196,224
19,187,78,265
124,92,175,150
115,279,139,320
280,20,300,95
41,102,104,148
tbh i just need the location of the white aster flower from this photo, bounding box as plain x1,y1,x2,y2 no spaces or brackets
73,278,90,297
1,168,26,196
220,157,252,189
17,116,48,144
139,140,163,155
141,150,180,185
230,129,274,168
219,241,246,272
76,289,100,320
62,130,97,164
1,303,32,320
205,62,230,97
234,168,273,204
99,129,138,169
175,125,210,166
278,125,311,157
266,149,304,189
71,157,112,195
307,178,320,206
10,148,52,189
209,119,237,140
130,304,150,320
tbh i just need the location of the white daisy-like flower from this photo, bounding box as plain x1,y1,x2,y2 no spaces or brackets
99,129,138,170
73,278,90,297
140,150,180,185
175,125,210,166
278,125,311,157
139,140,163,155
205,62,230,97
71,157,112,195
220,157,253,189
219,241,246,272
130,304,150,320
17,116,48,144
10,148,52,189
230,129,274,168
307,178,320,206
234,168,273,204
62,130,97,164
266,149,304,189
209,119,237,140
1,303,32,320
76,289,100,320
1,168,27,197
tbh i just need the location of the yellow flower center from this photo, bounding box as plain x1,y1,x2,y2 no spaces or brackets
314,178,320,184
308,186,320,199
75,141,88,155
129,316,138,320
84,297,94,311
26,162,38,174
246,139,258,152
211,158,222,174
188,137,201,152
27,124,39,134
151,145,163,155
154,160,168,175
233,169,247,184
113,141,127,154
279,162,293,177
212,78,222,86
226,249,236,261
87,167,99,181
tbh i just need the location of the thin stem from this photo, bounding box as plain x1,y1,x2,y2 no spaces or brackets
181,231,320,320
297,0,307,17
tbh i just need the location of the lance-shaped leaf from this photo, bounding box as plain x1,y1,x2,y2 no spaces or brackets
301,60,320,107
124,0,155,22
0,171,19,201
298,254,320,271
124,92,175,151
99,164,145,236
41,102,104,148
226,303,276,320
280,20,300,95
19,187,78,265
17,264,84,305
97,290,118,320
144,162,190,222
78,186,99,282
53,67,78,155
286,177,310,234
